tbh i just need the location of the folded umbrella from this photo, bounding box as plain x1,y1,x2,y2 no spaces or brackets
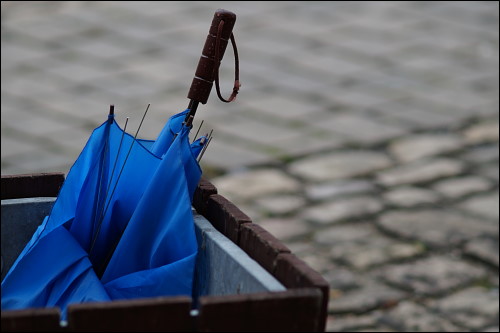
2,8,239,315
1,110,202,313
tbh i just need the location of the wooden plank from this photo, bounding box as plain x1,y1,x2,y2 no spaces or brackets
1,173,65,199
205,194,252,244
67,296,192,332
238,223,291,274
198,288,323,332
1,308,62,332
193,177,218,216
274,253,330,332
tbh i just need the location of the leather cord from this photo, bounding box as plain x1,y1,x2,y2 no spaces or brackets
213,20,240,103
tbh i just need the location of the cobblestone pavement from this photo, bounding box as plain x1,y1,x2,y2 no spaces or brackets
1,1,499,331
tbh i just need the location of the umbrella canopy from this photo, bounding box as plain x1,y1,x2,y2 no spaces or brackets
1,110,203,313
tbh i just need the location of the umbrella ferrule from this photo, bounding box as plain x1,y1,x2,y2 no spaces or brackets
107,105,115,123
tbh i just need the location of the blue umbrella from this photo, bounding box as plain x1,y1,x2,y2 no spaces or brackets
1,8,239,316
1,109,203,313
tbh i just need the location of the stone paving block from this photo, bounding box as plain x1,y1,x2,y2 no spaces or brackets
2,72,65,98
256,217,310,241
325,313,382,333
412,85,494,114
244,29,306,57
46,127,100,156
311,113,407,145
314,223,371,246
376,158,465,187
211,169,301,202
367,99,459,130
0,137,39,159
378,301,463,332
383,186,441,207
379,256,488,296
268,132,344,158
459,192,499,221
462,121,500,144
430,287,499,331
43,54,123,82
303,196,384,225
116,57,192,84
296,252,336,276
432,176,492,199
87,73,167,100
292,50,367,77
478,164,499,182
464,236,499,268
305,179,376,202
314,223,424,270
328,85,404,110
1,42,50,67
464,74,499,97
471,100,500,119
289,150,392,182
461,144,499,164
388,134,464,162
254,194,306,216
198,143,272,172
322,267,364,293
240,93,323,120
248,60,328,96
4,149,73,175
391,94,475,123
378,209,498,248
351,327,398,332
7,8,94,38
283,241,320,260
328,279,405,315
212,114,307,147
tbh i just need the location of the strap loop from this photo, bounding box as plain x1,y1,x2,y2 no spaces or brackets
213,20,240,103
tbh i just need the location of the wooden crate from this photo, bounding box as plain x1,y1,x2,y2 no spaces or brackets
1,174,328,332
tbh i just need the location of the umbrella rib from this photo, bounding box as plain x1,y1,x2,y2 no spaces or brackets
93,130,111,239
197,129,213,163
106,117,130,198
192,119,204,142
94,117,129,240
197,136,213,163
89,105,150,256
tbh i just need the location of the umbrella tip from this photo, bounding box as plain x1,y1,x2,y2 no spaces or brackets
109,104,115,116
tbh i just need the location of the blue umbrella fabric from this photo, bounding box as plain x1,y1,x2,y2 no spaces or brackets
2,109,203,314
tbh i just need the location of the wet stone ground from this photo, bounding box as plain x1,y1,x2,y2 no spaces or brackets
1,2,499,331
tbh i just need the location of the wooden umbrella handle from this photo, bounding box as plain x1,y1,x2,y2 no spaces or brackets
187,9,237,105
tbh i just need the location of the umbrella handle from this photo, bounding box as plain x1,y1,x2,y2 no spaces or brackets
187,9,238,105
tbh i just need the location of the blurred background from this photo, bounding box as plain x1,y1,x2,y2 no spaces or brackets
1,1,499,331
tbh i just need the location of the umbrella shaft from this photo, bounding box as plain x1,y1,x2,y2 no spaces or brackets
185,100,199,126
